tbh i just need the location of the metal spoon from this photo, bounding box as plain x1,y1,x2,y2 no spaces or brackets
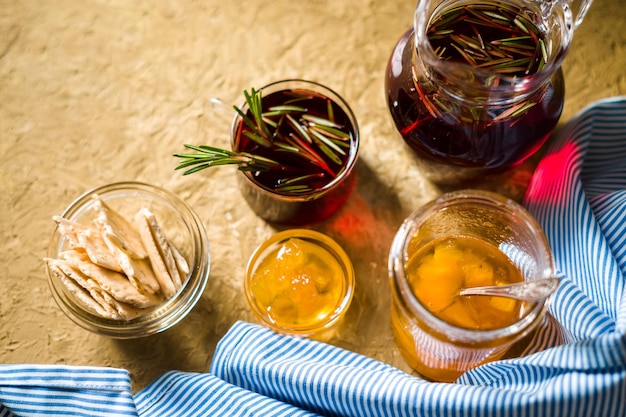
459,277,560,303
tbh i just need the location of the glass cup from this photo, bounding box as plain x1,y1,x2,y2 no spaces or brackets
244,229,355,338
231,79,360,226
388,189,555,382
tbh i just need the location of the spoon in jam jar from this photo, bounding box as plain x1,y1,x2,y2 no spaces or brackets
459,277,560,303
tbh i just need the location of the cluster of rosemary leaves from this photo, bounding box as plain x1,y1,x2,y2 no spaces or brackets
174,88,351,193
428,3,547,76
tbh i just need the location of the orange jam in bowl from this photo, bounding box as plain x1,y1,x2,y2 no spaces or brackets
244,229,354,337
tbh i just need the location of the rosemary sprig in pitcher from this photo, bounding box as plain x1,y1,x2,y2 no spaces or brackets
418,2,550,123
174,87,353,193
428,3,548,77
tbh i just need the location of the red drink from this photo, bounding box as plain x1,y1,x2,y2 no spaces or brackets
231,80,359,225
385,2,565,183
233,88,355,192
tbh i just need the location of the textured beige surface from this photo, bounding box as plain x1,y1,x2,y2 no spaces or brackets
1,0,625,393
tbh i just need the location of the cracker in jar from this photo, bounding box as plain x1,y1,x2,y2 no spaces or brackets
53,216,122,273
93,195,148,260
136,207,180,296
60,249,161,308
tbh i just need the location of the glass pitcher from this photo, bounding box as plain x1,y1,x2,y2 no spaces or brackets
385,0,592,185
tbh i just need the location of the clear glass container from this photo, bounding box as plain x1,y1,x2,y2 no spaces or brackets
385,0,592,184
46,181,210,338
388,189,555,382
231,79,360,226
244,229,355,338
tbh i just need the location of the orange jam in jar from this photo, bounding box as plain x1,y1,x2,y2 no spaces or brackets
389,190,555,382
245,229,354,337
407,235,527,330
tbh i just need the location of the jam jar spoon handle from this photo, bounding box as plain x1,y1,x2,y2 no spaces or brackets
459,277,560,303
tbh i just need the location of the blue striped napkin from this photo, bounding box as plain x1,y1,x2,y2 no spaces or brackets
0,365,136,416
2,97,625,416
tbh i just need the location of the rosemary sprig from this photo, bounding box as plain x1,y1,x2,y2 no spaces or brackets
174,87,352,193
428,3,547,77
422,3,548,122
174,144,281,175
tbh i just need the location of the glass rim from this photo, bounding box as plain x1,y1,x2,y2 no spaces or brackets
389,189,555,343
230,78,360,202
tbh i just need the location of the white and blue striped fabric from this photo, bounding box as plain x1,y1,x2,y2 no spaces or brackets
0,365,136,416
2,96,625,416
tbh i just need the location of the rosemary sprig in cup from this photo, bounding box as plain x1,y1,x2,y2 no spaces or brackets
173,144,281,175
174,87,352,193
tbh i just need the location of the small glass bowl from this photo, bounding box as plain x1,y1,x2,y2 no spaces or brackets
231,79,360,226
46,181,210,338
244,229,355,337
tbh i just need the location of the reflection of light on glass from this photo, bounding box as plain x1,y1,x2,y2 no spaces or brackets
525,140,581,207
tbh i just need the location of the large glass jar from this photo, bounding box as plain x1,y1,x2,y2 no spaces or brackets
388,190,556,382
385,0,591,185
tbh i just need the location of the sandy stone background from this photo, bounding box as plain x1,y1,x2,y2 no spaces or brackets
1,0,625,393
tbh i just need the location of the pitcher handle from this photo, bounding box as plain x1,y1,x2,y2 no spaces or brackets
570,0,593,28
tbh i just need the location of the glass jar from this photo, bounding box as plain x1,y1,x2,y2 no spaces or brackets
388,189,555,382
385,0,592,184
231,79,360,226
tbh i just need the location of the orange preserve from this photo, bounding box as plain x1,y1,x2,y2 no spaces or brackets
406,235,527,330
389,190,555,382
392,234,530,382
245,229,354,336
